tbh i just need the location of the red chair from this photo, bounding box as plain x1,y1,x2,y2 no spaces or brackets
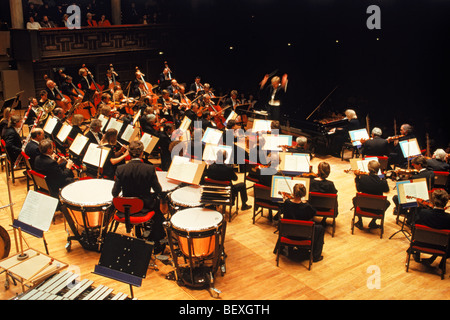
275,219,315,270
352,192,389,238
308,192,338,237
406,224,450,279
252,183,279,224
28,169,52,196
112,197,155,236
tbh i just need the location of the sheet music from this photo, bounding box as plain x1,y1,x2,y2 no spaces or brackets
202,127,223,145
399,138,421,158
18,190,59,232
282,154,310,173
140,132,159,154
167,156,204,184
132,109,141,126
43,116,58,135
400,179,429,204
203,144,233,164
105,117,123,132
69,133,89,156
121,124,139,143
252,119,273,133
179,116,191,132
56,122,72,142
225,110,238,125
82,143,110,168
349,128,369,147
98,114,109,131
271,176,310,201
261,134,293,151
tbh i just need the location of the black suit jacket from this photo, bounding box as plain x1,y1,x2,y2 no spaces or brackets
426,158,450,172
2,126,22,163
416,208,450,230
361,136,389,157
206,163,238,182
411,169,435,190
112,159,162,210
78,77,91,92
24,140,40,169
34,154,74,196
355,174,389,196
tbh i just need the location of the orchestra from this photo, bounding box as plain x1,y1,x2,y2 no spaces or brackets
3,59,450,300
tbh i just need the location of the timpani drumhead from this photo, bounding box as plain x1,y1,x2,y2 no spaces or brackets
170,208,223,258
170,185,202,208
60,179,115,207
60,179,115,228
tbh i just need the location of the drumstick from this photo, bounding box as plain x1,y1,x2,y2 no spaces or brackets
28,258,54,280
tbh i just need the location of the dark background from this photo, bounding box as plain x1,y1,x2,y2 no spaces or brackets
1,0,449,149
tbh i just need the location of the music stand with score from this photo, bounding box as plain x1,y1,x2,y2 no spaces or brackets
93,232,154,299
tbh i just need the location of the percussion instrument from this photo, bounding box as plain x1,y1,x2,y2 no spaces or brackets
153,171,181,193
169,185,203,210
0,225,11,259
164,208,227,296
59,179,115,251
15,271,133,300
170,208,223,258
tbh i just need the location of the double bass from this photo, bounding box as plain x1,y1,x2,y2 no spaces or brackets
82,64,103,107
43,74,72,112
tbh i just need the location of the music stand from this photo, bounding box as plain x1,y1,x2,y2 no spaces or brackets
93,232,154,299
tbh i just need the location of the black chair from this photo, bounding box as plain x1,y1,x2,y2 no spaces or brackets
252,183,279,224
406,224,450,279
309,192,338,237
275,219,315,270
352,192,389,238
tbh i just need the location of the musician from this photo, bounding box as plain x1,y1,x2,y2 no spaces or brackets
25,97,39,126
2,115,23,164
387,123,415,168
103,69,119,90
353,160,390,230
68,114,85,140
360,127,389,157
159,123,174,171
287,136,314,159
259,74,288,122
330,109,362,157
173,85,191,116
167,79,179,97
38,90,49,107
190,76,204,96
279,183,325,262
85,118,103,145
61,76,82,102
141,114,161,137
132,71,146,98
0,107,12,138
100,128,129,180
205,149,252,211
24,127,45,169
78,68,93,93
45,80,61,102
185,102,201,122
344,109,361,132
158,89,174,121
50,108,67,154
414,189,450,268
35,139,74,198
159,67,172,86
96,93,112,115
309,162,338,225
112,140,166,251
427,149,450,172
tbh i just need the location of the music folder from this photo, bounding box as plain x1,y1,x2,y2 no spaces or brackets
261,134,293,151
278,152,311,174
399,138,421,159
202,127,223,146
69,133,89,156
120,124,140,144
203,144,233,164
270,175,310,202
252,119,273,133
43,116,58,135
167,155,206,185
105,117,124,133
349,158,383,177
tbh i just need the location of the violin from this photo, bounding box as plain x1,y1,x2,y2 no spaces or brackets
299,172,318,178
278,191,293,199
406,196,450,210
386,134,405,143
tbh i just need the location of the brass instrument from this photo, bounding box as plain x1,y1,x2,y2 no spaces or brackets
40,100,56,122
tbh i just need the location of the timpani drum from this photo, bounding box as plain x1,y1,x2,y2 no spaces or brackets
170,208,224,259
59,179,115,251
169,185,202,210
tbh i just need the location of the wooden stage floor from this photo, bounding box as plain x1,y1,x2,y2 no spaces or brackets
0,154,449,301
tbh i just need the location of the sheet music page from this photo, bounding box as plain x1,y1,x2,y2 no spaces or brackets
283,154,310,172
252,119,273,133
350,129,369,146
98,114,109,131
82,143,110,167
132,109,141,125
69,133,89,155
400,139,421,158
402,179,429,204
140,132,152,150
203,144,233,164
261,134,293,151
179,116,192,132
56,123,72,142
106,117,123,132
167,156,200,183
18,190,59,232
225,110,238,125
121,124,134,142
202,127,223,145
43,116,57,135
